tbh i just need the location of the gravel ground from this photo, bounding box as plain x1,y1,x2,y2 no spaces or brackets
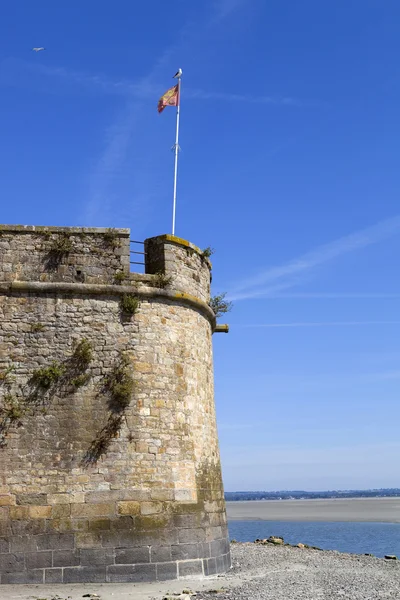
0,543,398,600
194,543,400,600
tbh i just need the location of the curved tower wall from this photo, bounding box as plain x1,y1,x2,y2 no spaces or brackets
0,226,230,584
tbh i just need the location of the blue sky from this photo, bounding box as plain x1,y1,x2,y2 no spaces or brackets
1,0,400,491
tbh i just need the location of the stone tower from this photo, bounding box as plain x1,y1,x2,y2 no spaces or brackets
0,226,230,584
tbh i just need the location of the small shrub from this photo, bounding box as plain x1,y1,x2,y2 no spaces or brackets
0,365,15,384
50,234,73,255
209,293,233,319
114,271,127,284
201,246,215,259
72,339,93,367
153,271,172,289
120,294,139,315
31,362,65,390
45,234,74,271
105,355,134,413
104,228,121,249
1,394,24,422
71,374,91,388
31,323,44,333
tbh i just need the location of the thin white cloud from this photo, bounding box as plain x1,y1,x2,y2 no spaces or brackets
1,58,306,109
229,215,400,301
237,321,400,328
83,43,178,224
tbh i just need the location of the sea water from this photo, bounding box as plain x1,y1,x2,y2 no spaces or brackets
228,520,400,558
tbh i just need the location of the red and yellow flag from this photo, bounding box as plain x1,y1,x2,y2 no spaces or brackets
158,84,179,113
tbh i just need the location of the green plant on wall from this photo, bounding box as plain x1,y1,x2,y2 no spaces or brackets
153,271,172,289
209,293,233,319
104,228,121,249
201,246,215,259
114,271,127,284
105,354,134,412
120,294,140,315
44,233,74,270
83,353,135,465
71,338,93,368
0,339,94,448
30,362,65,390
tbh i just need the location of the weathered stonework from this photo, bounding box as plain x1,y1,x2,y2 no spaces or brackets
0,226,230,584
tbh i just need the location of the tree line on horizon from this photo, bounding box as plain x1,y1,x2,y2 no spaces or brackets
225,489,400,501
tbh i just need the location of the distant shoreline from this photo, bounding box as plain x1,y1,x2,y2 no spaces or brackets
226,497,400,523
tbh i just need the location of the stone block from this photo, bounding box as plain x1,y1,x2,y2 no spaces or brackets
11,519,46,536
0,539,9,553
150,489,174,501
53,548,80,567
107,563,157,583
75,533,103,549
206,526,223,542
28,505,52,519
0,495,16,507
115,547,150,564
178,528,206,544
51,504,71,519
0,553,25,573
156,561,178,581
171,544,199,561
150,545,171,563
9,536,37,553
46,493,71,505
200,541,211,558
216,554,225,573
71,502,115,518
1,569,44,584
44,567,63,583
204,557,217,576
9,506,29,520
173,513,202,529
210,538,225,558
36,533,74,550
63,566,107,583
16,494,47,506
110,516,135,531
178,559,204,578
140,502,163,515
88,518,111,531
80,548,114,566
25,551,53,569
223,552,231,571
117,501,140,516
136,514,169,531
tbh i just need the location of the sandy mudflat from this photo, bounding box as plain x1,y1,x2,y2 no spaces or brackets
226,497,400,522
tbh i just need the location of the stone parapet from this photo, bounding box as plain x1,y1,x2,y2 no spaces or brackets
145,235,211,304
0,225,130,285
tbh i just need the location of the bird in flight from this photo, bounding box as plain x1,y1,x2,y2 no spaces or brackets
32,47,45,52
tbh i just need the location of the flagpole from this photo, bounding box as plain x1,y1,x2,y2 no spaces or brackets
172,71,182,236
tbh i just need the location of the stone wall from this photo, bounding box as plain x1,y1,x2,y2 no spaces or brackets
0,227,230,584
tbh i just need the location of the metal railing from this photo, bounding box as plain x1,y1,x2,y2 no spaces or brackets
130,240,146,270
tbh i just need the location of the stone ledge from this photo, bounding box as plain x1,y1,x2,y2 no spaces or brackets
0,225,130,236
